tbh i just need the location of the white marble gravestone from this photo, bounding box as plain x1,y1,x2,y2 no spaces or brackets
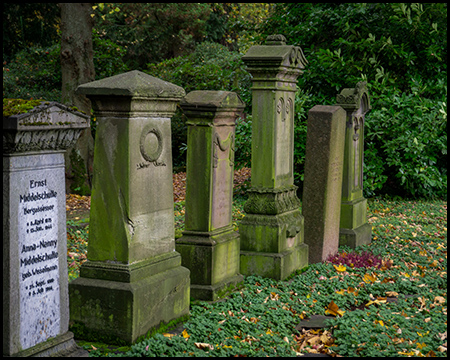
3,101,89,356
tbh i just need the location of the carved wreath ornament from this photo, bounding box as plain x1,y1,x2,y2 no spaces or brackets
138,126,165,169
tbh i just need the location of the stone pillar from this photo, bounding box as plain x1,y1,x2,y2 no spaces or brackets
302,106,346,264
239,34,309,280
3,101,89,356
335,81,372,248
69,71,190,344
175,91,245,301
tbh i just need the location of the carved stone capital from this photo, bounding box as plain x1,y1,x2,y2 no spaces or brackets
244,185,301,215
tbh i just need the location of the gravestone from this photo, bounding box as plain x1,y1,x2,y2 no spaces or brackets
175,91,245,301
335,82,372,248
302,105,346,264
239,34,309,280
69,71,190,344
3,101,89,356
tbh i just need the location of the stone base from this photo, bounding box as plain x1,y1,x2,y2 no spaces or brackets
4,331,88,357
339,222,372,249
176,226,243,301
69,252,190,344
190,274,244,302
240,243,308,280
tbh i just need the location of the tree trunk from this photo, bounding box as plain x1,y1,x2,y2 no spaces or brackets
60,3,95,195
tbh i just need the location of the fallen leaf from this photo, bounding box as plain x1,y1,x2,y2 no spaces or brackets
386,291,399,297
182,329,190,339
363,273,377,283
163,333,175,338
325,300,345,317
307,336,321,346
194,342,214,351
333,264,347,272
434,296,446,305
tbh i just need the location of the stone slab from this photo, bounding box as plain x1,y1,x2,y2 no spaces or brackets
3,153,71,354
302,105,346,264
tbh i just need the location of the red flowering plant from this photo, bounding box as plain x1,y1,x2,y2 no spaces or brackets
325,250,392,270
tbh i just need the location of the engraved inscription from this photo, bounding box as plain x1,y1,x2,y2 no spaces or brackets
18,176,60,350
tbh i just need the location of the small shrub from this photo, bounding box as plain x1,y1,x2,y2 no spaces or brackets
325,250,387,269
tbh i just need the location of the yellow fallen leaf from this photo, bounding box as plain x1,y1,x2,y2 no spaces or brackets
182,329,190,339
365,298,387,307
266,329,274,336
336,289,346,295
363,273,377,283
416,342,427,350
223,345,232,349
374,319,384,327
333,264,347,272
163,333,175,338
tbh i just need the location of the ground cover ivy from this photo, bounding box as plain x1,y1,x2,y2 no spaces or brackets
68,197,446,357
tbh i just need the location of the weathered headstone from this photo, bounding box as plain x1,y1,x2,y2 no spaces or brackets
69,71,190,344
239,34,309,280
175,91,245,301
302,105,346,264
3,100,89,356
335,82,372,247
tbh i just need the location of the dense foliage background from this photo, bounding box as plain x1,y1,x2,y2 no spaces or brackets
3,3,447,199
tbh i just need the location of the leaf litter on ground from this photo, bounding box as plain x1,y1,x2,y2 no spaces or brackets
67,178,446,357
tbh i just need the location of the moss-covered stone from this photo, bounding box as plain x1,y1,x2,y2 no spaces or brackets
3,98,46,117
239,35,308,280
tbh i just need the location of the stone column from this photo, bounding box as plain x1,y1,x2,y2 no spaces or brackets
239,34,309,280
175,91,245,301
302,106,346,264
335,81,372,248
69,71,190,344
3,101,89,356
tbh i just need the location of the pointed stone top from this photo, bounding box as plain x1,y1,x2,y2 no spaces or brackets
242,34,307,71
265,34,287,46
3,100,89,130
76,70,186,99
335,81,371,112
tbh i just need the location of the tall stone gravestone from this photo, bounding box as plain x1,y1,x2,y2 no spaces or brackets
3,101,89,356
335,82,372,248
240,35,308,280
302,106,346,264
176,91,245,301
69,71,190,344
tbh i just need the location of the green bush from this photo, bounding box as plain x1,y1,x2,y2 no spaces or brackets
364,80,447,199
260,3,447,199
3,44,62,101
146,41,252,168
3,30,129,101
